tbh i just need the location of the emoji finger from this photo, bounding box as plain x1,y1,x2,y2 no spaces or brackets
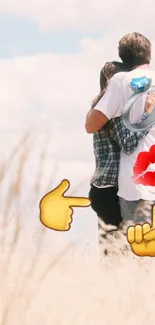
151,205,155,228
127,226,135,244
54,179,70,196
144,229,155,241
142,223,151,242
142,223,151,235
135,225,143,243
67,196,91,207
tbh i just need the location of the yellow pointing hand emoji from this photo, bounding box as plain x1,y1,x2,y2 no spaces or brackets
127,205,155,256
39,179,91,231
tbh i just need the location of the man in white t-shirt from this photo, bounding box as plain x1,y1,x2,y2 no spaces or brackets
85,32,155,225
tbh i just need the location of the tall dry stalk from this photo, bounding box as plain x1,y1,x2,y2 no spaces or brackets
1,133,37,272
0,130,31,184
19,140,49,294
0,132,99,325
1,144,32,236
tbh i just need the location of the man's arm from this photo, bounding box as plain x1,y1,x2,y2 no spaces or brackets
85,77,121,133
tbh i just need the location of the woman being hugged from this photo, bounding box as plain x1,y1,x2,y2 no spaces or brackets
89,61,155,234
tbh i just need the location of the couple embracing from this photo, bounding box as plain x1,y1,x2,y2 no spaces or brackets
85,32,155,236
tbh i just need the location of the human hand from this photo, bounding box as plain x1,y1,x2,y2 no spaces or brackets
145,92,155,114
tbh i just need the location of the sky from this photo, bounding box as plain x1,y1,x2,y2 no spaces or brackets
1,0,155,258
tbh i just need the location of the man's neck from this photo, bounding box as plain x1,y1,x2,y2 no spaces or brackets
133,64,150,70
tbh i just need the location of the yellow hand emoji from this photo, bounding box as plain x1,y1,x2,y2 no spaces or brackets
127,205,155,257
39,179,91,231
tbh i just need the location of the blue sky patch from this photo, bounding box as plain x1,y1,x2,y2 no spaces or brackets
0,14,106,58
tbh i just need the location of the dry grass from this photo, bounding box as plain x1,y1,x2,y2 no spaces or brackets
0,132,155,325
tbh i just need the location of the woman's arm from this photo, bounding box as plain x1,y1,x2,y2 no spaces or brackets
106,93,155,155
107,115,149,155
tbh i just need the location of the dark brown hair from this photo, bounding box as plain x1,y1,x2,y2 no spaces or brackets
91,61,130,109
118,32,151,67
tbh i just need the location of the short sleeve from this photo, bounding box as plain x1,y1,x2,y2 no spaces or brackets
94,77,121,119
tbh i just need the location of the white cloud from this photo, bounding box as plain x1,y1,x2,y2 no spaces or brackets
0,36,114,253
1,31,155,164
0,0,155,38
0,0,121,31
0,43,101,173
0,38,116,129
0,18,155,203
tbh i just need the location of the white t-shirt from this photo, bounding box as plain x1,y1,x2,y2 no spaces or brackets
95,68,155,201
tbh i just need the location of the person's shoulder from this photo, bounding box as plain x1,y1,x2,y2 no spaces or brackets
148,69,155,83
122,68,155,85
112,71,127,83
109,72,127,89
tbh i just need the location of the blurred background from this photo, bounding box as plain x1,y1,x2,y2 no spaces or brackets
1,1,155,323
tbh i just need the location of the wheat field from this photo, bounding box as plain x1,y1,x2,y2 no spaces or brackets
0,131,155,325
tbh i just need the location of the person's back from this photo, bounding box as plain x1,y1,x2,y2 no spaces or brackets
110,68,155,201
89,60,153,232
85,32,155,225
